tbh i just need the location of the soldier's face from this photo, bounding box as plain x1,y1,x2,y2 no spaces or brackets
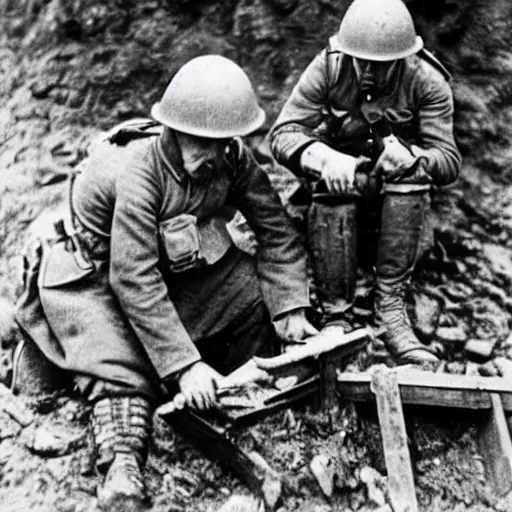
181,136,229,183
352,58,399,90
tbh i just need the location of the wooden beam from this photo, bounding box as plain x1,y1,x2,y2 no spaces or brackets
479,394,512,497
372,369,419,512
338,371,512,411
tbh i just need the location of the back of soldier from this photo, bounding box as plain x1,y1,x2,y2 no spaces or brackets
72,120,161,237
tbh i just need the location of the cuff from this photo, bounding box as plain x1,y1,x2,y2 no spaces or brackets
160,354,201,383
271,301,312,322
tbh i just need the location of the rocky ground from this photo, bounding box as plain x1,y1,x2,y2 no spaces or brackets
3,0,512,510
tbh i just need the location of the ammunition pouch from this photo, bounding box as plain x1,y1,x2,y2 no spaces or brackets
159,214,233,273
38,221,95,289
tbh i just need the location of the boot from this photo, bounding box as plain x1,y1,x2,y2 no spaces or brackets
374,192,438,364
307,197,357,327
92,395,152,512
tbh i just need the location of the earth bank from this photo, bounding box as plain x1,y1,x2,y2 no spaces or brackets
2,0,512,510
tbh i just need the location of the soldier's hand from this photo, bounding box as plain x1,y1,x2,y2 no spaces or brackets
178,361,221,411
274,308,319,343
301,142,359,195
373,135,417,181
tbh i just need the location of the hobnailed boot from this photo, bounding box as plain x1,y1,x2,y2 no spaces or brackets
374,192,438,364
92,396,152,512
307,197,357,327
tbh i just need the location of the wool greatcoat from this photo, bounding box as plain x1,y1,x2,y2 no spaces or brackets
16,122,310,400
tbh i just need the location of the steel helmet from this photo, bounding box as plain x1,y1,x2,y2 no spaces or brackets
151,55,266,138
338,0,423,61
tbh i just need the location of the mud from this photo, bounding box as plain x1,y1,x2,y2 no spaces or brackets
3,0,512,510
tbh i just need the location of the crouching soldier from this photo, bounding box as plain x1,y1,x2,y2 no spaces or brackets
15,55,317,511
270,0,461,364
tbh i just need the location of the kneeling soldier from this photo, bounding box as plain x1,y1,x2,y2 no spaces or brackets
16,55,316,511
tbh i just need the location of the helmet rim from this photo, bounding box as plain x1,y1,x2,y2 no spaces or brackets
339,35,424,62
151,102,267,139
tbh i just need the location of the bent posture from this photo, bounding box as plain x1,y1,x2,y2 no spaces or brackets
270,0,461,364
16,55,316,511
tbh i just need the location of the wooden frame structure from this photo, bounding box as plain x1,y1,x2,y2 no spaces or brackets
338,368,512,511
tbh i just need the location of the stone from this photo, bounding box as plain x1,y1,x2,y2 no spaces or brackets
216,495,263,512
478,360,500,377
445,361,466,374
464,338,497,360
248,451,282,509
412,291,443,341
23,423,84,456
493,357,512,379
0,383,34,427
436,326,468,345
483,243,512,281
310,454,334,498
359,466,386,507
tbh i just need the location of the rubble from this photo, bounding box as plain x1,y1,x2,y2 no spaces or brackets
21,422,85,457
464,339,497,360
216,495,263,512
310,454,335,498
2,0,512,511
412,291,443,341
436,326,468,346
0,383,34,427
359,466,387,507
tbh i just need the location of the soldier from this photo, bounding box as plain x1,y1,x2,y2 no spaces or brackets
270,0,461,364
15,55,316,511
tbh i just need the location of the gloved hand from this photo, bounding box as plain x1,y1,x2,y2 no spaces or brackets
301,142,362,195
273,308,319,343
373,135,418,182
178,361,222,411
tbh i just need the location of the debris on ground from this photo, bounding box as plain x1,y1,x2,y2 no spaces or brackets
3,0,512,511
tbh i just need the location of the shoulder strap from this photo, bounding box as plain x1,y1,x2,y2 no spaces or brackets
106,118,161,146
324,36,344,90
417,48,452,82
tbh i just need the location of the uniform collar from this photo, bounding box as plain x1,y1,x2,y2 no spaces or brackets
155,130,187,184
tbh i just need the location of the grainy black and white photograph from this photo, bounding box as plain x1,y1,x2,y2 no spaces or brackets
1,0,512,510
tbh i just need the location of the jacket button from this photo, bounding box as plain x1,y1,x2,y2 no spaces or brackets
367,138,374,146
366,94,372,102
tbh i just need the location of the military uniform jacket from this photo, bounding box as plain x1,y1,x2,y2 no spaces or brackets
70,129,309,380
270,36,461,186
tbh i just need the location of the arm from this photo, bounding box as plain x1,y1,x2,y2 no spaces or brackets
269,50,331,173
226,141,310,320
413,72,462,185
110,161,201,380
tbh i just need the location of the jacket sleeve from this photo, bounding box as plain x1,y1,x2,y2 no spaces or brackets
415,71,462,186
269,50,331,173
226,142,310,319
109,161,201,380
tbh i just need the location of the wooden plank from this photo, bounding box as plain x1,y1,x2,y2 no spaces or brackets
254,326,370,379
372,369,419,512
338,371,512,411
479,393,512,497
340,371,512,393
319,357,339,410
